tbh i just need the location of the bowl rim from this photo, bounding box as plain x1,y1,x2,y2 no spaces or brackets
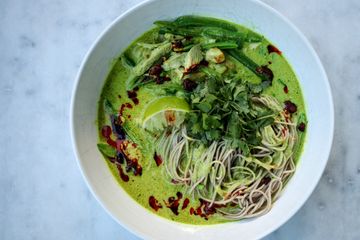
70,0,334,239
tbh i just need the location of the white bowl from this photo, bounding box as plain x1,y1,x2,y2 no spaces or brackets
70,0,334,239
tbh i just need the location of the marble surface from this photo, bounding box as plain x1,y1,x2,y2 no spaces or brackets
0,0,359,239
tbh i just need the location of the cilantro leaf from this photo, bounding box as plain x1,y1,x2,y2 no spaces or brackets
196,101,212,113
226,112,241,138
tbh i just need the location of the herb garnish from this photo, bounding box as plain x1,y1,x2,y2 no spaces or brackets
184,75,275,154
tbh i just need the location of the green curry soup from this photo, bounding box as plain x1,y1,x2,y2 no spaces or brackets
97,16,306,225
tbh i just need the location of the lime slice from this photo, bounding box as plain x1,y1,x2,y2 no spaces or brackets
142,96,190,131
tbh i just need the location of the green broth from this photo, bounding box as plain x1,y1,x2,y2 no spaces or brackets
97,20,306,225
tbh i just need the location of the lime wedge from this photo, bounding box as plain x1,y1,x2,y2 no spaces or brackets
142,96,190,131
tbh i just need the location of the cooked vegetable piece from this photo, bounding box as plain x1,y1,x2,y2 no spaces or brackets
162,53,186,71
209,62,227,74
184,45,203,72
205,48,225,63
127,42,172,89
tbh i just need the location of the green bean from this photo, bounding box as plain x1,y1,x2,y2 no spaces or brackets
155,17,263,42
153,20,175,28
201,27,239,40
202,27,258,42
246,32,263,43
201,41,238,50
161,26,249,43
226,49,273,82
158,27,203,37
226,49,258,71
173,15,237,31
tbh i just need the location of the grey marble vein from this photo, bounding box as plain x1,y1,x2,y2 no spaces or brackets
0,0,359,239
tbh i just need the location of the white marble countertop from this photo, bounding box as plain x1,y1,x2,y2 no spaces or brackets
1,0,359,239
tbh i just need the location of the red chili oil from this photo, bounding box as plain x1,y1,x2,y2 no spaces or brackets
154,153,163,166
127,90,137,99
267,44,282,55
119,103,132,119
298,122,306,132
284,85,289,94
133,98,139,105
149,64,163,76
190,207,195,215
164,192,183,215
183,60,208,73
256,66,274,82
101,125,117,148
119,104,126,117
149,196,162,211
127,89,139,105
116,164,129,182
101,125,112,138
182,198,190,210
192,199,226,220
284,100,297,114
